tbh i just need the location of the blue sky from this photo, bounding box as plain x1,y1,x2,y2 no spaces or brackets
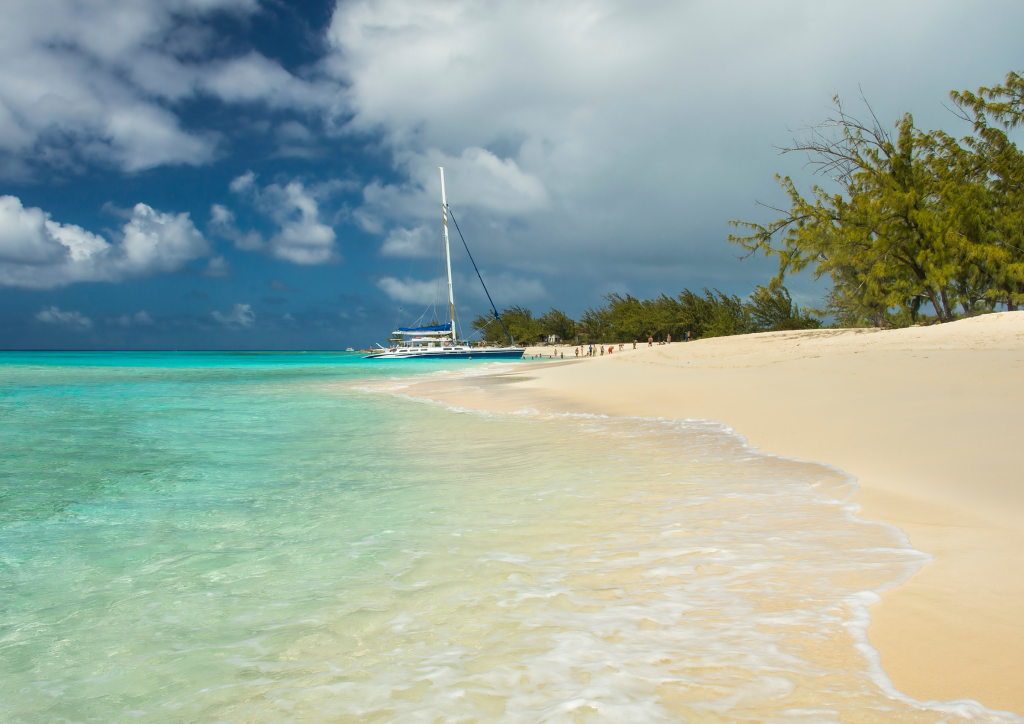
1,0,1021,349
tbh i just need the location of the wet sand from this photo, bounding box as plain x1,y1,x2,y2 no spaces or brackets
406,312,1024,714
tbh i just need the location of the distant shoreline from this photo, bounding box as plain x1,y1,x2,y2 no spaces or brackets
400,312,1024,715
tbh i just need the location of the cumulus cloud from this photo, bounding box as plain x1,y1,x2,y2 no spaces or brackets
376,276,443,305
212,173,339,265
212,302,255,327
119,203,210,275
0,195,210,288
36,306,92,328
0,0,341,174
380,224,438,258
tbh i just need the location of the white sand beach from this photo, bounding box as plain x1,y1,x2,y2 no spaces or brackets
405,312,1024,714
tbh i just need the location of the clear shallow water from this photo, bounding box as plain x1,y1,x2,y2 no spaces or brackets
0,352,1018,723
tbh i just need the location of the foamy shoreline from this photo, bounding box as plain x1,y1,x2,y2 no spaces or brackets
398,312,1024,715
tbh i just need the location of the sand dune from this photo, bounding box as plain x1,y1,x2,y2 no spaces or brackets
409,312,1024,714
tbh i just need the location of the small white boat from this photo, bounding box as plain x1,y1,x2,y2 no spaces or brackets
365,167,525,361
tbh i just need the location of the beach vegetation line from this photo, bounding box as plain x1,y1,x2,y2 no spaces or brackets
471,284,819,344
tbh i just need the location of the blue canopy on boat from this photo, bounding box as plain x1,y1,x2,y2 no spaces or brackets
397,324,452,333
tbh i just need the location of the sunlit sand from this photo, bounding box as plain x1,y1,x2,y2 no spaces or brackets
404,311,1024,714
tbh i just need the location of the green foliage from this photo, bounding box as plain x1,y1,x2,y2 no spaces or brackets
471,305,545,345
502,285,813,344
578,294,681,342
748,285,822,331
537,308,577,341
679,289,755,338
729,71,1024,326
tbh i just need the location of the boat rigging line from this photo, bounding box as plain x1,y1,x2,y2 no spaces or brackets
445,206,515,346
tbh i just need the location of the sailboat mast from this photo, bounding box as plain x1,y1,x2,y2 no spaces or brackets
439,167,456,342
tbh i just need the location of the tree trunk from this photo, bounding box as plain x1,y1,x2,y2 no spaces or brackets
938,287,953,322
925,288,944,322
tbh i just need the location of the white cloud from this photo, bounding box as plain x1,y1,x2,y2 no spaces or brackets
228,173,255,194
376,276,443,305
0,0,340,174
35,306,92,329
100,104,216,172
358,147,548,235
0,195,210,288
209,204,263,251
214,173,339,265
120,203,210,274
0,196,81,264
380,224,437,258
198,52,334,110
212,302,255,327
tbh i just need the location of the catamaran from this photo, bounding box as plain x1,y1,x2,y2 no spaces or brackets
364,168,525,360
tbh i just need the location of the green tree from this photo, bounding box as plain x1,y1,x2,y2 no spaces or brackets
747,284,822,331
675,288,755,338
470,305,543,345
702,291,753,338
946,71,1024,310
729,103,961,325
730,74,1024,326
576,303,614,342
537,308,577,342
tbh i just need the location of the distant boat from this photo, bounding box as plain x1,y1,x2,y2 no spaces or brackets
364,167,525,361
345,348,355,352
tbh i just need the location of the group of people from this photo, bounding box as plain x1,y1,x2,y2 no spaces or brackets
566,331,692,358
540,331,694,360
573,344,624,357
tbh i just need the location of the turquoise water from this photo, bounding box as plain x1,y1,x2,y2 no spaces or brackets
0,353,1018,722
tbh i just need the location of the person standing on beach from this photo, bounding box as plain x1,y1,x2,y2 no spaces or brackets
667,334,671,344
633,340,637,349
648,336,653,346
